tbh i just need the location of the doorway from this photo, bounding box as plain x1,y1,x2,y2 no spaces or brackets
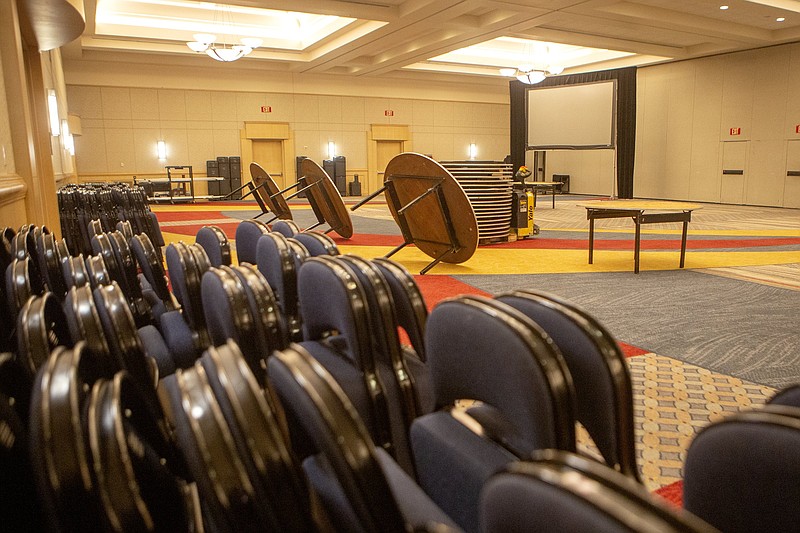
368,124,410,195
253,139,285,189
720,141,749,205
376,140,403,191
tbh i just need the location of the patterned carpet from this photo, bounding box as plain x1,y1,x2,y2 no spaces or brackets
151,196,800,499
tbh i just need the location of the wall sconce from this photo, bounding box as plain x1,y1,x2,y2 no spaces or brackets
47,89,60,136
328,141,336,159
468,143,478,160
157,140,167,161
62,120,75,156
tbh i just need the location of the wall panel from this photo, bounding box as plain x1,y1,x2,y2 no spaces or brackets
751,48,789,141
185,90,212,121
101,87,132,120
634,67,669,198
689,58,724,202
662,63,695,200
746,140,786,206
719,51,755,141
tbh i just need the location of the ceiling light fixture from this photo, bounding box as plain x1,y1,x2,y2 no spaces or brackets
777,17,786,22
502,64,564,85
187,33,262,62
499,45,564,85
720,5,729,10
185,4,262,62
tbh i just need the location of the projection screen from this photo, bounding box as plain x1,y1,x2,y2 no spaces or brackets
526,80,617,149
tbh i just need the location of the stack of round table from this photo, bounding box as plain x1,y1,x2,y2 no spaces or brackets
440,161,513,244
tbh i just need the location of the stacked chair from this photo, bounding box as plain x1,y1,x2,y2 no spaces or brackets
481,449,715,533
682,388,800,533
58,183,164,258
494,289,640,480
6,211,791,533
409,295,576,531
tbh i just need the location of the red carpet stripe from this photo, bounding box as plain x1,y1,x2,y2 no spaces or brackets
331,234,405,246
153,211,227,222
491,237,800,250
414,274,491,311
162,222,241,237
653,480,683,507
618,342,650,358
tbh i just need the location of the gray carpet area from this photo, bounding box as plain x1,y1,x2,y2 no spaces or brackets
457,270,800,389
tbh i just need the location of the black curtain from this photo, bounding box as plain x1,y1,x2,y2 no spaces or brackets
509,67,636,198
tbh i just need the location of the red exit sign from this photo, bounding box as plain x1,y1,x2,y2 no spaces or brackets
796,124,800,134
260,105,272,113
384,110,394,116
729,127,741,136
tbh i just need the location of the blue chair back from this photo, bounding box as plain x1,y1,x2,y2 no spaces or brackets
372,258,427,362
496,289,639,481
683,406,800,533
409,295,574,532
234,219,269,265
256,232,301,341
767,384,800,408
481,449,716,533
195,225,231,267
271,220,301,237
293,231,340,257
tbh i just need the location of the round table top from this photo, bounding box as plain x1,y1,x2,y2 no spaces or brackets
383,153,478,264
249,163,293,220
578,199,703,211
299,158,353,239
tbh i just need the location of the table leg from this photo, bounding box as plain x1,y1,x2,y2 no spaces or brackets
680,218,689,268
588,217,595,264
552,187,556,209
634,213,642,274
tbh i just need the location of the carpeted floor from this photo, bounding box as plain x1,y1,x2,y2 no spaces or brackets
150,195,800,496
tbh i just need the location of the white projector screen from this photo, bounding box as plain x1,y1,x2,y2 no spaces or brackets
526,80,617,149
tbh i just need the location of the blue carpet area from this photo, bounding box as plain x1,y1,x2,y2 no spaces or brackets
456,270,800,389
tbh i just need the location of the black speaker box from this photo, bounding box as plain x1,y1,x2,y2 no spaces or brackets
217,156,230,180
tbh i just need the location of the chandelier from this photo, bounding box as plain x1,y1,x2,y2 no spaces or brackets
187,33,262,62
500,64,564,84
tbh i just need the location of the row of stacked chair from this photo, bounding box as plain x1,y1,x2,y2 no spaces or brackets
57,183,164,258
3,214,799,532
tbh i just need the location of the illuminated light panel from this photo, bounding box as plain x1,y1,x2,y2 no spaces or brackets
95,0,357,51
425,37,641,74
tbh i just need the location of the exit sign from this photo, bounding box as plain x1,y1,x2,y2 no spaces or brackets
384,110,394,116
796,124,800,134
260,106,272,113
730,127,741,136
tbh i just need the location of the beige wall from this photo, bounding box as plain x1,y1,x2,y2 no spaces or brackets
64,58,510,188
66,84,510,183
635,42,800,207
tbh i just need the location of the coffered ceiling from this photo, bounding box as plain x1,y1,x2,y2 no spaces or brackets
66,0,800,82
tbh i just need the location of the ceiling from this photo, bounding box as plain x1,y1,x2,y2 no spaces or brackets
67,0,800,83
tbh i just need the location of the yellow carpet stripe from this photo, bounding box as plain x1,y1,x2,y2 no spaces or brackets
337,246,800,275
545,228,800,237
